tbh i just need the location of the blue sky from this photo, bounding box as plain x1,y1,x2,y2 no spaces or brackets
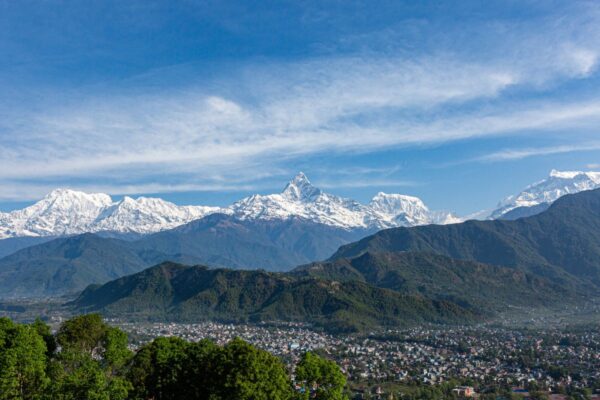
1,0,600,215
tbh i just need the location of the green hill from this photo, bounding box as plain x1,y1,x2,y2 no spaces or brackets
293,251,577,311
0,234,153,297
331,188,600,288
72,262,478,332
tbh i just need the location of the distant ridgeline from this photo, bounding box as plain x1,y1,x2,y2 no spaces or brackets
0,216,370,298
70,188,600,331
0,314,347,400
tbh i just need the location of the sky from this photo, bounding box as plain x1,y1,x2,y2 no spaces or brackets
1,0,600,215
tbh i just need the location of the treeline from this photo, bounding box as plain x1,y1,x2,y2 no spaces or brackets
0,314,347,400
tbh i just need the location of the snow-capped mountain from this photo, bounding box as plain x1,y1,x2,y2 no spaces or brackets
229,172,458,230
490,169,600,219
369,192,461,226
0,189,219,239
0,173,458,239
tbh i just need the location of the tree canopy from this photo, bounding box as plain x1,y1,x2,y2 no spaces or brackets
0,314,348,400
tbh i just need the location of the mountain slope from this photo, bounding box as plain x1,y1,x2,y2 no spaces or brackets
0,234,156,298
0,215,371,298
71,262,478,332
0,236,55,259
132,213,371,271
294,251,576,310
490,170,600,219
332,188,600,287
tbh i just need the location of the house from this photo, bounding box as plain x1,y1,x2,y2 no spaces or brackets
452,386,476,397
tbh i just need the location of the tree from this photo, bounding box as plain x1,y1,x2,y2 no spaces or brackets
56,314,108,355
48,351,112,400
129,336,294,400
49,315,131,400
0,323,49,400
0,315,354,400
128,336,191,400
210,337,294,400
101,327,132,373
31,319,56,358
295,352,348,400
180,339,219,399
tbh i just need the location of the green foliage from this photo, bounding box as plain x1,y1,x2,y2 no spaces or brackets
129,336,294,400
49,314,133,400
48,351,116,400
294,250,573,312
128,336,190,400
31,318,56,357
0,316,336,400
0,320,49,400
56,313,108,354
102,327,132,373
295,352,348,400
210,338,293,400
73,263,477,333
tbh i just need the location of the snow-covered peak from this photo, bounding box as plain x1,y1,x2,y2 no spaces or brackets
229,173,459,230
369,192,430,226
0,190,220,239
0,189,114,238
93,196,219,234
490,169,600,219
370,192,428,215
43,188,113,209
0,172,461,239
281,172,321,201
548,169,600,180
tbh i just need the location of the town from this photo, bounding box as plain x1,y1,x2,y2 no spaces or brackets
114,320,600,399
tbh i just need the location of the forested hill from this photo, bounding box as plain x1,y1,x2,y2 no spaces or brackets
72,262,477,332
331,188,600,287
293,251,579,310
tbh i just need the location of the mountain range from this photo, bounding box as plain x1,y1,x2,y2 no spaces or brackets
0,188,218,240
2,170,598,244
0,178,598,331
1,169,600,302
489,169,600,219
0,215,373,298
333,187,600,287
0,172,457,241
69,187,600,330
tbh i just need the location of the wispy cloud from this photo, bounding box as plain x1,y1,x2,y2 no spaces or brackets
1,2,600,201
476,142,600,162
317,179,419,190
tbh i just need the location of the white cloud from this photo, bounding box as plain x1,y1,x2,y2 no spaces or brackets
477,142,600,162
317,179,418,190
2,2,600,200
